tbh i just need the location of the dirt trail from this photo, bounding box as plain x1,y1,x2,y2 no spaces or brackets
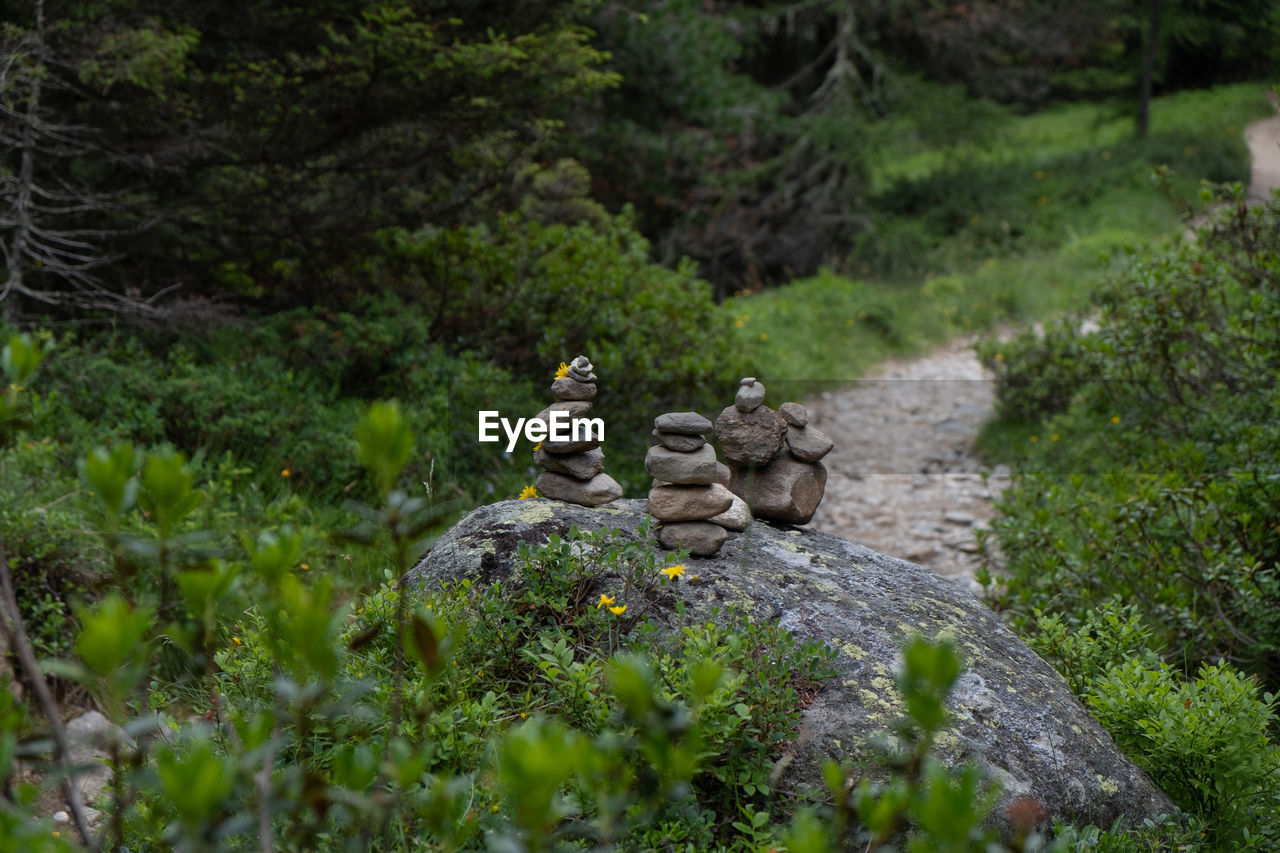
806,95,1280,588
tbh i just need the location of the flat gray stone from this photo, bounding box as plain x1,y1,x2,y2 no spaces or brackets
654,411,713,435
786,424,834,463
658,520,729,557
647,483,734,522
652,429,706,452
534,447,604,480
550,376,597,402
408,500,1174,831
535,471,621,506
645,444,718,485
778,401,810,427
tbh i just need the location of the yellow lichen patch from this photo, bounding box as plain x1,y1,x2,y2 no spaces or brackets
777,541,801,553
514,501,557,524
859,689,884,708
1006,685,1017,693
1097,776,1120,796
870,677,894,692
934,730,961,751
839,641,868,661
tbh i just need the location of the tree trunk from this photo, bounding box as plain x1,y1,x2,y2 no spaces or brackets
1138,0,1163,139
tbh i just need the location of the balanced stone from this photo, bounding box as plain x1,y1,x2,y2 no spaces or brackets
786,424,834,463
566,355,596,383
645,444,718,485
550,376,597,401
778,402,809,427
658,521,729,557
654,411,712,435
534,446,604,480
652,429,705,452
707,494,751,532
730,451,827,525
714,461,732,488
647,483,734,522
735,378,765,413
543,434,602,454
534,400,593,422
715,405,786,466
536,471,622,506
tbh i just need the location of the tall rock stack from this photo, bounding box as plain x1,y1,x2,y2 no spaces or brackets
645,412,746,557
715,378,833,525
533,355,623,506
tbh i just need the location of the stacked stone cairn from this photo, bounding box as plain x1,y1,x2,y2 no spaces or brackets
532,355,623,506
715,378,833,525
645,411,750,557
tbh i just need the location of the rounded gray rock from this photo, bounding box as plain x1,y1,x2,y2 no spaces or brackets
715,405,786,466
786,424,834,463
652,429,706,452
735,379,766,412
707,494,751,532
654,411,713,435
408,499,1173,831
535,471,622,506
534,446,604,480
778,401,810,427
647,483,734,522
658,520,729,557
731,451,827,525
645,444,718,485
550,376,597,402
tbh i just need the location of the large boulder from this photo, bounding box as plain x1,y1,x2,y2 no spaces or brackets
407,499,1172,830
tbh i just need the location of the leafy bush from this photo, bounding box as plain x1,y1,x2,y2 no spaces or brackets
1027,601,1280,850
980,191,1280,685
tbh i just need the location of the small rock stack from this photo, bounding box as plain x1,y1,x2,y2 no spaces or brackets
715,378,833,525
645,411,749,557
533,355,623,506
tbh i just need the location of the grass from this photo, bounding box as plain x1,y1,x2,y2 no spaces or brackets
731,81,1276,386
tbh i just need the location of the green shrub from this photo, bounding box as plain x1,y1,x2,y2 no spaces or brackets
981,192,1280,684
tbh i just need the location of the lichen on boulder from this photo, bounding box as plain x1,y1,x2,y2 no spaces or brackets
406,499,1172,830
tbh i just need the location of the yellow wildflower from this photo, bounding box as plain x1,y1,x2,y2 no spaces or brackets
597,593,615,609
608,605,627,616
1034,170,1045,180
554,362,570,380
232,637,242,646
300,563,310,571
281,468,291,478
660,564,686,580
518,485,538,500
759,333,768,342
532,441,543,452
1037,196,1049,206
691,574,699,582
491,804,500,813
1110,415,1121,425
1030,435,1039,443
520,712,528,719
994,353,1004,362
1051,434,1059,442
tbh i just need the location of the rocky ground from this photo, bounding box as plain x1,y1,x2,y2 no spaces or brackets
805,335,1006,592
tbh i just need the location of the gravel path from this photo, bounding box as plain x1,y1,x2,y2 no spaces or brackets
805,335,1006,591
806,96,1280,589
